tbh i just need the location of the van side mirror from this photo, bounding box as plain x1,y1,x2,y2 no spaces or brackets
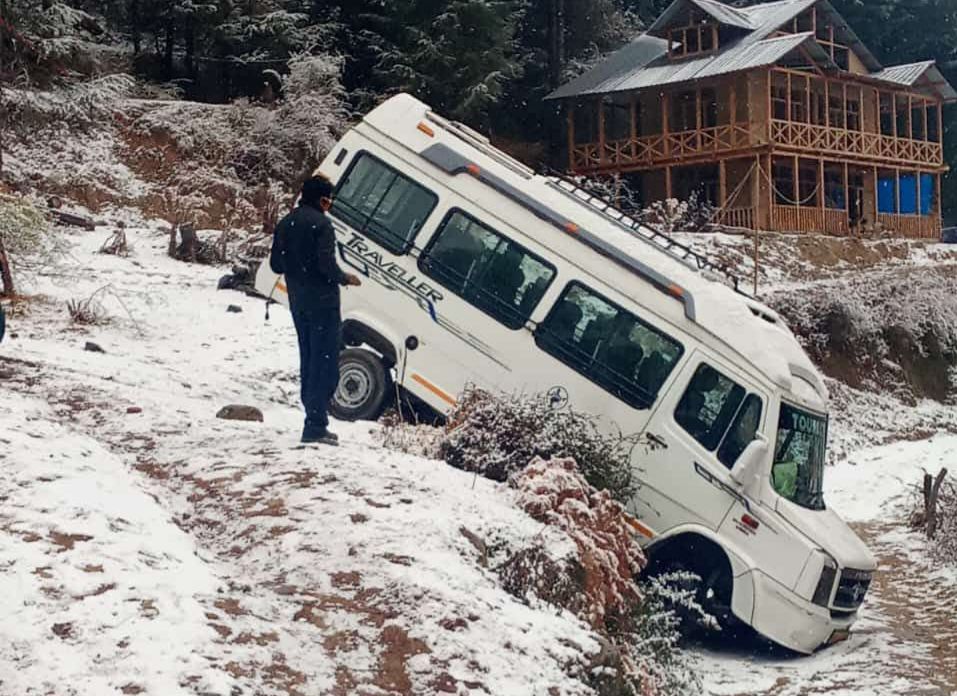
730,434,769,493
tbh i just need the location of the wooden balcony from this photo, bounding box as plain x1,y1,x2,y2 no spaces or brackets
715,205,939,238
770,120,944,168
571,123,755,173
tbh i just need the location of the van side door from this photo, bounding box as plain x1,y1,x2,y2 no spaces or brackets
633,350,770,535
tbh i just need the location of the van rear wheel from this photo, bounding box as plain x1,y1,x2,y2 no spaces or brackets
330,348,392,422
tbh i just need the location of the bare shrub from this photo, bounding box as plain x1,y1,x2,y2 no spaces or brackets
99,227,129,257
911,471,957,566
0,194,68,296
641,191,717,235
442,387,637,503
374,411,446,460
67,296,109,325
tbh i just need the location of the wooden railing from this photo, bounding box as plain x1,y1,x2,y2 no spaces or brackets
717,207,755,230
770,120,944,168
571,123,755,172
877,213,940,239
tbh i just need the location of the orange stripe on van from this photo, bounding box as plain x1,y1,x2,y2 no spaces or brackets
276,282,288,294
466,163,481,176
626,518,655,539
411,374,457,407
564,222,579,234
417,122,435,137
668,284,684,298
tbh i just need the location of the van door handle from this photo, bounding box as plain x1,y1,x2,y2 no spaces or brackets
645,432,668,449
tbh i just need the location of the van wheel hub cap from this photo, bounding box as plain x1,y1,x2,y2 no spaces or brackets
336,364,372,408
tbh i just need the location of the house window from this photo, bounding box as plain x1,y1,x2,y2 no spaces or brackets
668,22,720,59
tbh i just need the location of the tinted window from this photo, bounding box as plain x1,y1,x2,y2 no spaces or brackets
535,283,684,409
675,363,746,451
717,394,763,469
332,153,437,254
420,210,555,330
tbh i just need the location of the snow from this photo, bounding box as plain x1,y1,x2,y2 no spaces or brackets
0,221,599,695
2,214,957,694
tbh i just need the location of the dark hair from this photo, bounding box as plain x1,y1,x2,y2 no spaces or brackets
301,176,335,206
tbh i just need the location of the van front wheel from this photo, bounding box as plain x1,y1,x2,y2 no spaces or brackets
330,348,392,422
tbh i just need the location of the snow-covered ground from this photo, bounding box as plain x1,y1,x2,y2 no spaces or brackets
2,219,956,695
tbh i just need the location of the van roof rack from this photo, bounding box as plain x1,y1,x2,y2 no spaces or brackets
425,111,536,180
544,170,751,298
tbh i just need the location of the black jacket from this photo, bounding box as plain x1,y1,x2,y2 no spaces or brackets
269,203,348,314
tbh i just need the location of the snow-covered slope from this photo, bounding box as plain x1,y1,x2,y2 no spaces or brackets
0,218,599,696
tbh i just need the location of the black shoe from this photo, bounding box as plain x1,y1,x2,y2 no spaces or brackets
301,431,339,447
324,430,340,443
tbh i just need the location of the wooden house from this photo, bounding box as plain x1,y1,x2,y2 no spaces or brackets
547,0,956,238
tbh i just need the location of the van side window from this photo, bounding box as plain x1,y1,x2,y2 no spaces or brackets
535,283,684,409
675,364,762,467
420,210,556,330
332,152,438,254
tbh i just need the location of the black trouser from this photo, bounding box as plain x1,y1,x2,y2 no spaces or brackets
292,306,341,436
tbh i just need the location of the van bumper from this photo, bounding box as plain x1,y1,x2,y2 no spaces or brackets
746,569,859,654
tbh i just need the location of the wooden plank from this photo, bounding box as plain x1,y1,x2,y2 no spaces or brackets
793,154,800,206
630,94,637,140
719,159,727,207
819,158,826,230
917,167,922,237
843,161,850,233
805,74,811,124
665,165,673,200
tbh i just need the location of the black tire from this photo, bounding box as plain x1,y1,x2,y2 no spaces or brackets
644,541,737,635
329,348,392,422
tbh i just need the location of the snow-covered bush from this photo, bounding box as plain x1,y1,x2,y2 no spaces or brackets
503,458,699,696
505,458,645,628
911,474,957,567
641,191,717,235
443,387,638,502
4,75,135,129
771,272,957,403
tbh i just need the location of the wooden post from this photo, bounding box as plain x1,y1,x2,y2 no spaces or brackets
819,158,826,229
895,168,900,215
922,99,929,142
842,82,848,130
753,153,761,228
843,161,850,234
937,102,944,144
719,159,727,208
860,86,865,132
629,94,637,140
907,95,913,141
567,105,576,171
662,91,670,156
786,71,792,122
916,168,922,238
873,166,879,228
793,154,800,207
805,74,811,124
730,81,737,140
665,165,673,200
825,79,830,129
695,87,702,150
598,98,607,165
892,93,898,138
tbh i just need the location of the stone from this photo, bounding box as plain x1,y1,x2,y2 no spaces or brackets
127,406,143,415
216,405,264,423
227,305,243,314
84,341,106,354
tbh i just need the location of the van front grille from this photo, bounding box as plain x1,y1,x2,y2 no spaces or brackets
833,568,873,610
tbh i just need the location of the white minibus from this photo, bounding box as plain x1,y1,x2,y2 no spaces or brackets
257,93,877,654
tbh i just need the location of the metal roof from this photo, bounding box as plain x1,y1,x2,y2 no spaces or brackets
872,61,957,103
649,0,754,34
547,0,895,101
546,32,829,100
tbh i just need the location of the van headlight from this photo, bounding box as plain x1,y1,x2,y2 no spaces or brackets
812,554,838,607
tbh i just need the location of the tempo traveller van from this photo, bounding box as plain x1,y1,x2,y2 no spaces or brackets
257,93,877,653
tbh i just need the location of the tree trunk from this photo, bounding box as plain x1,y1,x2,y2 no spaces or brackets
163,18,175,81
130,0,141,55
0,238,15,297
546,0,566,91
926,468,949,539
184,17,196,80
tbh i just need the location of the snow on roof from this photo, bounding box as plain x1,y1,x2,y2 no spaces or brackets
364,94,824,399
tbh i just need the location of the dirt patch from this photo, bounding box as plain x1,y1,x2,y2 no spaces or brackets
49,531,94,552
373,625,430,693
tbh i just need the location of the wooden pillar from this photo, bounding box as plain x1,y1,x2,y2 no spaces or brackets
937,173,943,234
895,168,900,215
629,94,637,140
916,168,922,238
860,86,865,132
665,165,673,200
767,154,775,229
907,95,913,140
786,72,792,122
819,158,826,229
892,93,898,138
873,166,879,226
695,88,702,150
598,98,607,165
793,154,800,207
730,81,737,133
825,79,830,129
805,74,811,124
719,159,727,208
922,99,929,142
842,83,848,130
567,105,576,171
662,91,670,156
843,161,850,234
937,102,944,143
753,154,762,226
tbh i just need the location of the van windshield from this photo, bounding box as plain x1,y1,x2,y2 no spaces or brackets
771,403,827,511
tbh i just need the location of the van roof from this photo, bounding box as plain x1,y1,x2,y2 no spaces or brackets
359,93,827,406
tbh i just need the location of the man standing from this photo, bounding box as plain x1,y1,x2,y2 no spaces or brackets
270,176,361,445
